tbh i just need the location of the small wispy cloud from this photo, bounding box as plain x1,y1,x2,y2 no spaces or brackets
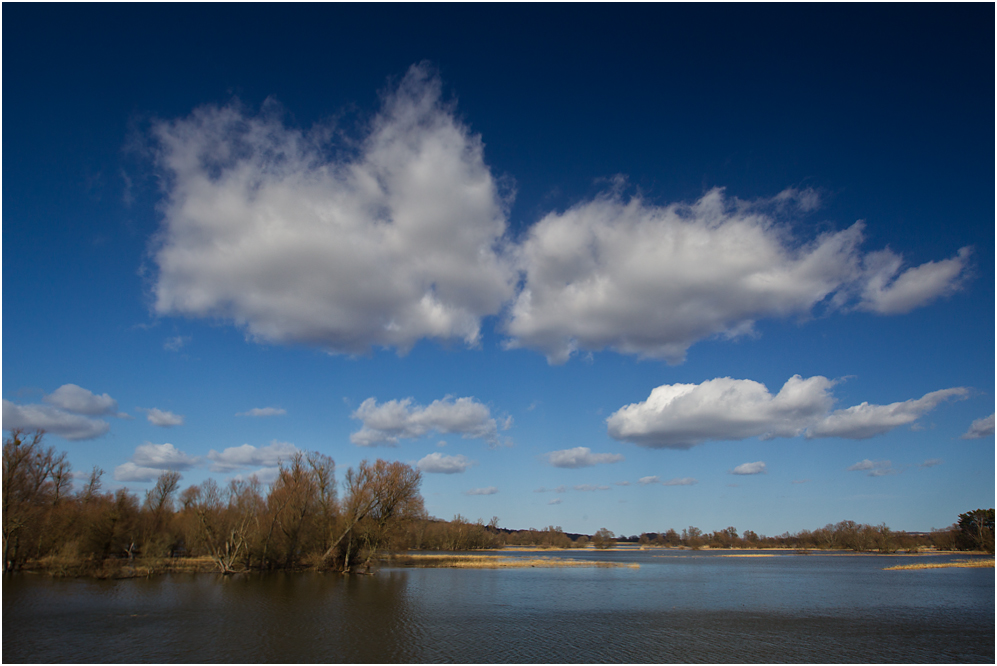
417,452,475,474
662,477,698,486
961,413,994,439
144,407,184,427
236,407,287,418
920,458,943,468
464,486,498,496
164,335,191,352
572,484,611,492
730,461,767,475
544,446,624,468
846,459,899,477
548,498,562,505
638,475,660,485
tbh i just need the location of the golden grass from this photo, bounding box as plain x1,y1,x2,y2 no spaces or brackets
884,559,994,571
389,554,639,569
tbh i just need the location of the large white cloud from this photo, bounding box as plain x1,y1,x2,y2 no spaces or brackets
505,189,971,363
350,395,506,446
150,63,515,355
544,446,624,468
149,66,971,364
417,452,475,474
607,375,966,448
207,440,300,472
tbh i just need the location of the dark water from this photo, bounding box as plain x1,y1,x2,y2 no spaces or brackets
4,551,994,663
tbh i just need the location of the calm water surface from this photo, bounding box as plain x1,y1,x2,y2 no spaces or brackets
4,550,993,663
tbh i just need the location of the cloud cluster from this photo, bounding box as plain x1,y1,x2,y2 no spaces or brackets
350,395,506,446
961,413,995,439
417,452,475,474
607,375,966,448
544,446,624,468
149,66,971,364
115,442,199,482
2,384,127,441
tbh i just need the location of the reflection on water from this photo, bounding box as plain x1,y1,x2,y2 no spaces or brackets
4,551,993,663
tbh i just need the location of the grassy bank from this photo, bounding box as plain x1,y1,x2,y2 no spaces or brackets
883,558,994,571
389,554,639,569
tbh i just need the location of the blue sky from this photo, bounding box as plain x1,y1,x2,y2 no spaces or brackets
3,4,993,537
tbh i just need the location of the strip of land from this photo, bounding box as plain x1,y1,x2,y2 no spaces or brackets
389,554,639,569
883,559,994,570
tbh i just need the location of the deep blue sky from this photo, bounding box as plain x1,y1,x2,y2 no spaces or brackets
4,4,993,537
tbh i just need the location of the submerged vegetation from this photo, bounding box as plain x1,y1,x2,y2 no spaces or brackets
4,430,993,578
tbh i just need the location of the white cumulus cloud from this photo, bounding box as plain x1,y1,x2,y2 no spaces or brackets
857,247,971,315
961,413,995,439
505,189,971,364
3,399,111,441
115,442,198,482
144,407,185,427
148,67,970,366
638,475,660,485
417,452,475,474
544,446,624,468
731,461,767,475
207,440,300,472
2,384,129,441
150,63,515,356
808,388,968,439
350,395,505,446
607,375,966,448
43,384,121,416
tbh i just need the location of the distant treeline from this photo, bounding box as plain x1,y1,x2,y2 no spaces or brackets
3,431,993,578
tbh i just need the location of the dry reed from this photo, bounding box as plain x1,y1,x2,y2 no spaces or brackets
389,554,639,569
883,558,994,571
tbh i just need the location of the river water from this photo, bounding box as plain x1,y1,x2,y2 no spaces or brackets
4,550,993,663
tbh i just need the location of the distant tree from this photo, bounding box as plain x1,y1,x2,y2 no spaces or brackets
324,459,423,572
682,526,703,549
957,509,995,553
592,527,615,549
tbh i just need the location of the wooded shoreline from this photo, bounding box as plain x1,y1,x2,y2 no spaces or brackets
5,430,994,578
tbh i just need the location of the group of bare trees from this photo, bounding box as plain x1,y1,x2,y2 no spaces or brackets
2,430,424,574
6,430,991,574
